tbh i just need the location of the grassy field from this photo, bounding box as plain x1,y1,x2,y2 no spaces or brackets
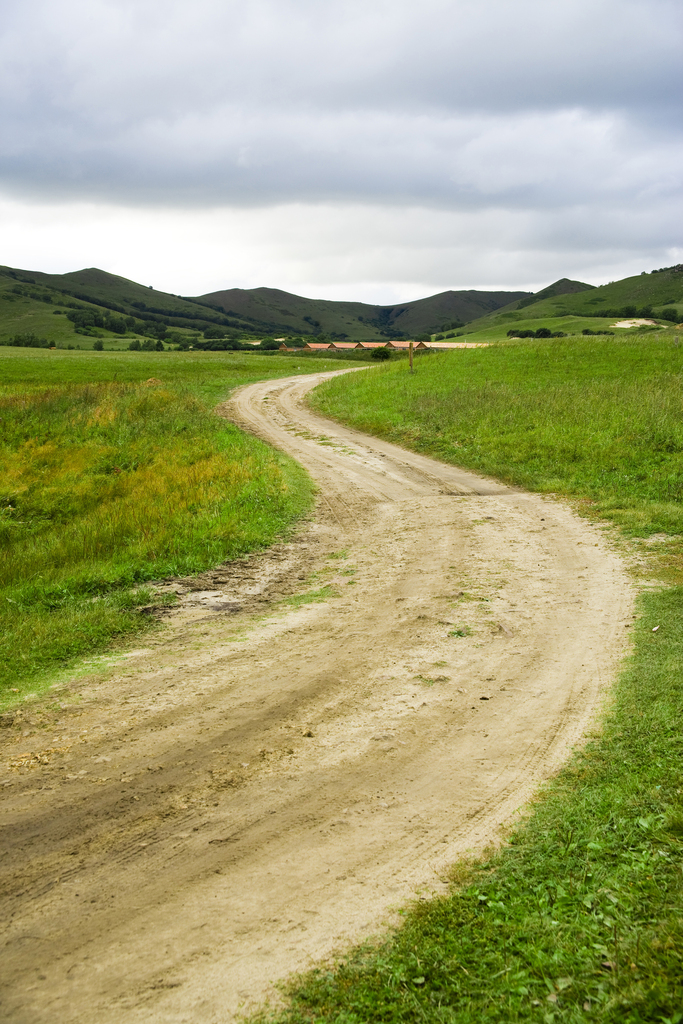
251,335,683,1023
312,335,683,548
0,347,345,706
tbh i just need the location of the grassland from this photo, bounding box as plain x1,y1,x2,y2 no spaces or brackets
448,317,678,344
0,347,345,705
463,270,683,336
250,335,683,1023
312,335,683,544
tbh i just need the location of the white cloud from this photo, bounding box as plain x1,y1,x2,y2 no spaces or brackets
1,196,679,302
0,0,681,296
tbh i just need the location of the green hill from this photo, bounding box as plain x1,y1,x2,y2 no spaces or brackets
1,262,681,353
0,265,259,341
0,265,531,345
462,269,683,334
197,285,532,339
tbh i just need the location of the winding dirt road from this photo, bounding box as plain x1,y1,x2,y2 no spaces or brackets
1,368,633,1023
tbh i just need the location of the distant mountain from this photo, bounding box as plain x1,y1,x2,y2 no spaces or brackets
0,265,531,340
0,266,258,334
2,263,679,349
199,286,532,339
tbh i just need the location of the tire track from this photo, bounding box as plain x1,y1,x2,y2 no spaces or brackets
0,368,633,1024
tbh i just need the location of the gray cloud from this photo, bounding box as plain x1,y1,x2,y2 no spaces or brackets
2,0,681,204
0,0,681,292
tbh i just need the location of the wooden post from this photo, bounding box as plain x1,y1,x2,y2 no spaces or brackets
409,340,414,373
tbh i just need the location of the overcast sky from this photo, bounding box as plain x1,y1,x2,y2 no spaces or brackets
1,0,681,302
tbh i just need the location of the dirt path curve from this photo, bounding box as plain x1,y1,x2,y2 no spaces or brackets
1,369,634,1024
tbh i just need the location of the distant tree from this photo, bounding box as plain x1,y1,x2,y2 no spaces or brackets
507,329,536,338
155,339,164,351
660,308,679,322
67,309,104,329
371,347,391,360
105,315,127,334
204,325,228,339
534,327,552,338
9,332,49,348
128,339,141,351
92,340,104,350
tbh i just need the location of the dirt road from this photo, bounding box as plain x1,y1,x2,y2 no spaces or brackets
0,368,633,1023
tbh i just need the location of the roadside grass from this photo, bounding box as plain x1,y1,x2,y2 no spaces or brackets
0,348,350,706
256,590,683,1024
312,335,683,566
246,335,683,1023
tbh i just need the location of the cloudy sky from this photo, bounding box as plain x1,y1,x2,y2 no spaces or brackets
1,0,681,302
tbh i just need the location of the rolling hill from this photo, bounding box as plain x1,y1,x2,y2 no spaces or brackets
461,269,683,334
0,264,531,343
198,285,533,339
0,261,680,351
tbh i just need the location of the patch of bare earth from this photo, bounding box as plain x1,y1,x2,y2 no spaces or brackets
0,369,633,1023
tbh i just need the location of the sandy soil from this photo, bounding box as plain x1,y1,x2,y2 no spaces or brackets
610,318,658,328
0,369,634,1024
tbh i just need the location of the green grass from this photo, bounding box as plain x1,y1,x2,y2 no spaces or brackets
311,335,683,543
246,333,683,1023
257,588,683,1023
281,585,340,608
0,345,345,403
454,319,677,344
0,347,348,705
463,270,683,335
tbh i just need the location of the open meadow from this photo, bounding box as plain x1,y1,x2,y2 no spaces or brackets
0,347,344,702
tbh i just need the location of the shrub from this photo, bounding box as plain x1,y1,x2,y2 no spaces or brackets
92,340,104,351
204,325,228,340
371,347,391,360
7,332,50,348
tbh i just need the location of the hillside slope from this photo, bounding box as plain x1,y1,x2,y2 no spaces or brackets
200,286,532,339
463,270,683,333
0,265,531,341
